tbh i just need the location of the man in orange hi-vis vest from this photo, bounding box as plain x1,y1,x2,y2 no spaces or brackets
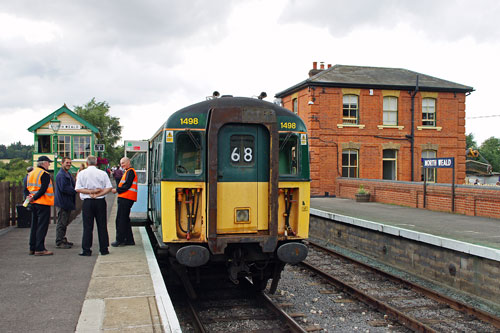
26,156,55,256
111,157,137,247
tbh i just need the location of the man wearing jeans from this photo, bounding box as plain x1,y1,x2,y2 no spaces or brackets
54,156,76,248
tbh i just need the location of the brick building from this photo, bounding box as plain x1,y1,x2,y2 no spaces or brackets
275,63,474,196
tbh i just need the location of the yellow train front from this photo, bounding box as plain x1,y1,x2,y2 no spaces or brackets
148,96,310,297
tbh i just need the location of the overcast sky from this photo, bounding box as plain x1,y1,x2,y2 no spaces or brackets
1,0,499,146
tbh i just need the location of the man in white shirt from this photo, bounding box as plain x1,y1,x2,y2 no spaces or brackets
75,156,113,256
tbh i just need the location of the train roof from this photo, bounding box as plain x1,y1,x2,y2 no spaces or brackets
164,96,306,130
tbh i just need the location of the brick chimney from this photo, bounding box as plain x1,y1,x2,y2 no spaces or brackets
308,61,324,77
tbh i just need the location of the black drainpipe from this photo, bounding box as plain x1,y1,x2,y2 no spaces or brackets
409,75,419,181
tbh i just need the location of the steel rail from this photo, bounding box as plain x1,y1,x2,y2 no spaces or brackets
299,261,436,333
186,297,207,333
308,241,500,329
258,291,307,333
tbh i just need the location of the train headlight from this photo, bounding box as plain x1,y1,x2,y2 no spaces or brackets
235,208,250,223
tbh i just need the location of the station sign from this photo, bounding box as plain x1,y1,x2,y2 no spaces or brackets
94,144,105,152
421,157,454,168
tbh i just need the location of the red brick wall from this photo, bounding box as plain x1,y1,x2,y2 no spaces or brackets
336,178,500,219
281,86,468,197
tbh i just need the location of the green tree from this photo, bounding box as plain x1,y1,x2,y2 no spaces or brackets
0,158,30,183
479,137,500,172
466,133,478,150
74,98,123,165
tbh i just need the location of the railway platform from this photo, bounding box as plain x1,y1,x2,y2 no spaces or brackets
311,197,500,256
0,195,180,333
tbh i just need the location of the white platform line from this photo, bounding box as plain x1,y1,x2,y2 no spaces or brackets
140,227,182,333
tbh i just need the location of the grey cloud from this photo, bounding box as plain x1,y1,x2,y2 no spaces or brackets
0,1,238,108
280,0,500,42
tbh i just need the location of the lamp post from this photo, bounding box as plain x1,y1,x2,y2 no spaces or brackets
49,115,61,176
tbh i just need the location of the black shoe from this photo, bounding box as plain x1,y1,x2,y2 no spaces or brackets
111,241,124,247
63,238,74,246
100,250,110,255
124,241,135,246
56,243,72,249
79,252,91,256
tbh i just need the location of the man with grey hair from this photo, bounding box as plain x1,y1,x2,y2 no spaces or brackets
75,155,113,256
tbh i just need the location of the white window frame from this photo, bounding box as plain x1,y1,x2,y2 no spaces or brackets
383,96,398,126
382,149,397,180
422,98,436,127
342,149,359,178
422,150,437,183
343,95,359,124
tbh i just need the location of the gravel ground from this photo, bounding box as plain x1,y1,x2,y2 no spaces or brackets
266,264,411,332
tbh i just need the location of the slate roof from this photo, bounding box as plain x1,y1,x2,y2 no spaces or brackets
275,64,474,97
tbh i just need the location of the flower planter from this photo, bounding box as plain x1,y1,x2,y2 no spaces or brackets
355,193,370,202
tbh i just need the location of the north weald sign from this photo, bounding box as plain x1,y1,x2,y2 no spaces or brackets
421,157,454,168
421,157,455,212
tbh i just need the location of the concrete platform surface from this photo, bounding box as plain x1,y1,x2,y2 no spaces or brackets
0,194,181,333
311,197,500,251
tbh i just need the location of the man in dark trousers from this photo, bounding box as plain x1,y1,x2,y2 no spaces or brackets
111,157,137,247
75,156,113,256
26,156,55,256
54,156,76,248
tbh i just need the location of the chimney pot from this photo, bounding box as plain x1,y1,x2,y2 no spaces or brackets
320,62,325,69
313,61,317,70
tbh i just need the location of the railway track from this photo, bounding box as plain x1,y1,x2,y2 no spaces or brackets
172,278,306,332
302,241,500,332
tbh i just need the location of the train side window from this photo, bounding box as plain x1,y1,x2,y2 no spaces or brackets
230,135,255,167
279,133,298,175
176,131,202,175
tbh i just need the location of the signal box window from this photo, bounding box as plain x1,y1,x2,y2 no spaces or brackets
422,150,436,182
230,135,254,167
176,132,202,175
73,136,91,160
422,98,436,126
279,133,298,175
382,149,397,180
343,95,358,124
342,149,358,178
54,135,71,158
37,135,51,153
383,96,398,125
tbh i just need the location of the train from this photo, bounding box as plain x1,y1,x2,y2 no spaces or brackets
147,94,310,298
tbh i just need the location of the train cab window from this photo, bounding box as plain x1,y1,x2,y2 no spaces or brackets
230,135,255,167
176,131,202,175
279,133,298,175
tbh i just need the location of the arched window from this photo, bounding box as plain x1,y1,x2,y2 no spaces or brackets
383,96,398,125
342,95,358,124
421,150,437,182
422,98,436,126
342,149,358,178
